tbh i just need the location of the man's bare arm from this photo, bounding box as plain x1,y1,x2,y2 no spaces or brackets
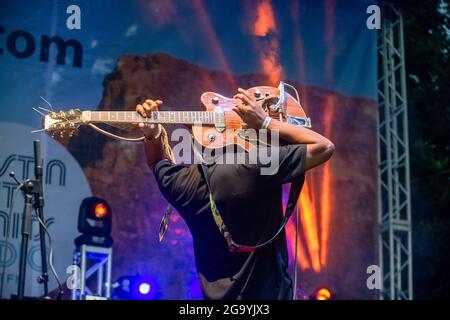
267,119,334,170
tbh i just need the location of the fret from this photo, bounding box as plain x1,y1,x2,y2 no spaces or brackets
152,112,158,123
88,110,215,125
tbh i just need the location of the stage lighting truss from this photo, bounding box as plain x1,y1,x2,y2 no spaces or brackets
71,197,113,300
71,245,113,300
377,4,413,300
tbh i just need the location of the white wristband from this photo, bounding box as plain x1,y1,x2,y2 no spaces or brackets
261,116,272,129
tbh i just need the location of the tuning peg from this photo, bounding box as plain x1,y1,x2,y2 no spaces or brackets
69,130,75,138
59,131,64,138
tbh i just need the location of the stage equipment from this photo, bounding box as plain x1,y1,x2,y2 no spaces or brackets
75,197,112,247
12,140,52,299
71,197,113,300
112,275,157,300
377,4,413,300
312,287,332,300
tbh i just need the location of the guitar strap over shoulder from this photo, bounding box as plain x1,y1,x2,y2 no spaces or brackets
199,163,304,253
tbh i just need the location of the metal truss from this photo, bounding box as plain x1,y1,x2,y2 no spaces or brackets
377,4,413,300
71,245,112,300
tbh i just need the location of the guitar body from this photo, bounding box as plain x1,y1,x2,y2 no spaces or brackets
192,92,248,150
193,86,308,151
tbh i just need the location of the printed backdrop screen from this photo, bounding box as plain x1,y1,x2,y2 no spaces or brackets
0,0,378,299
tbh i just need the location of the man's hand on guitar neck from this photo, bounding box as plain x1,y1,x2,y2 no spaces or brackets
137,99,163,139
136,99,170,170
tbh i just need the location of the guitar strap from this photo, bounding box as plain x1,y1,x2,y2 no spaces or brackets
199,163,304,253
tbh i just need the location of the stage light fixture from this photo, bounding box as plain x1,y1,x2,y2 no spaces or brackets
78,197,111,235
313,287,332,300
112,275,157,300
75,197,113,248
94,203,108,218
139,283,151,295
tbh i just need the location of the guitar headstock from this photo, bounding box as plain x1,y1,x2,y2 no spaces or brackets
43,108,83,138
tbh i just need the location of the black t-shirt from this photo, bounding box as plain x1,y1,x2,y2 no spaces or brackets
153,144,307,300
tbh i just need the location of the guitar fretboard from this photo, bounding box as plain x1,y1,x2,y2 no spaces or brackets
89,111,215,125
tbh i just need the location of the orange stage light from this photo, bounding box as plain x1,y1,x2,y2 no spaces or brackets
315,287,332,300
94,203,108,218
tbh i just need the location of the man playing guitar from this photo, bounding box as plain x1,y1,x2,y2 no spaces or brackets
136,87,334,300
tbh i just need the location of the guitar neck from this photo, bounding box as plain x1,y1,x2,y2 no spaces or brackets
87,110,216,125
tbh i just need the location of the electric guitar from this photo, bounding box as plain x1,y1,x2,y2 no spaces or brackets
42,82,311,150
